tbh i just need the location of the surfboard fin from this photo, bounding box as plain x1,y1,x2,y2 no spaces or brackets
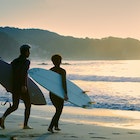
82,105,87,108
82,91,90,94
88,101,96,104
82,104,93,109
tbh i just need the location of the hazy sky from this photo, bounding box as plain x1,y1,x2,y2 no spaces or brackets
0,0,140,40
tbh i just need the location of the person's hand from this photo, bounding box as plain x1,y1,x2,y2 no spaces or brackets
21,86,27,93
6,88,10,92
64,94,68,101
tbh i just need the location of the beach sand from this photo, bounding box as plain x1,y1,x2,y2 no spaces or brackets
0,105,140,140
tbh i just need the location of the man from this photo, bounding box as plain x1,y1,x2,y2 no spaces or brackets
0,44,32,129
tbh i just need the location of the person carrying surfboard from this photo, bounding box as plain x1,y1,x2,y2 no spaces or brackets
0,44,32,129
48,54,68,133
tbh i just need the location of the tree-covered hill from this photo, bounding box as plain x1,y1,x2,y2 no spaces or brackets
0,27,140,60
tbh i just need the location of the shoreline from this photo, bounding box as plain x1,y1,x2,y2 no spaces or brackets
0,104,140,139
0,114,140,140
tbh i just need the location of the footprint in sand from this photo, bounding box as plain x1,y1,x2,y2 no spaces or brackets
0,134,7,138
10,136,18,140
71,136,79,138
63,135,79,139
112,132,120,135
128,132,136,134
90,136,109,139
41,124,48,126
88,132,96,135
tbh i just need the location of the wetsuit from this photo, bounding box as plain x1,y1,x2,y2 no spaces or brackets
3,55,31,126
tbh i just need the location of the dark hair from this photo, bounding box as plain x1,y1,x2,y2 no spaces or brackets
51,54,62,66
20,44,31,54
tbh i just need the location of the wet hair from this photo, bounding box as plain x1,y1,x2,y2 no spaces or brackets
51,54,62,66
20,44,31,55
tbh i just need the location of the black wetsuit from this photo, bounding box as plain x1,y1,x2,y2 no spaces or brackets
3,55,31,126
48,66,67,129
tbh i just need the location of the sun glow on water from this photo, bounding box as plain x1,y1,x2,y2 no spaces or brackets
1,60,140,111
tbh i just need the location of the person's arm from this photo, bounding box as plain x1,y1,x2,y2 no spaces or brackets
21,60,30,93
61,70,68,101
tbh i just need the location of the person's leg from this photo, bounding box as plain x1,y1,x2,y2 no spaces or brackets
54,102,63,130
48,108,56,133
0,94,19,129
48,99,63,132
22,92,31,129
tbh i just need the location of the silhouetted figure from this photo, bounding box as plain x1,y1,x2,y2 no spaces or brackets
48,54,68,133
0,44,32,129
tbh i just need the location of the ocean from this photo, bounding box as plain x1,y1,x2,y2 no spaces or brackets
1,60,140,111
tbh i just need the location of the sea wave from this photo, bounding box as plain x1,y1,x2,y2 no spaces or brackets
68,74,140,82
89,94,140,111
0,91,140,111
64,95,140,111
93,102,140,111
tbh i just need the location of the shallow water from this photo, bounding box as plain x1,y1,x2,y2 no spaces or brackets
0,60,140,111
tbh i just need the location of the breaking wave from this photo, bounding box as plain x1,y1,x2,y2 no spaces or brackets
68,74,140,82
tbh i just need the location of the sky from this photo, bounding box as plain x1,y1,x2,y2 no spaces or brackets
0,0,140,40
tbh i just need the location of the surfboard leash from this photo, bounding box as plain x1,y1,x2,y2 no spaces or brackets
1,99,12,107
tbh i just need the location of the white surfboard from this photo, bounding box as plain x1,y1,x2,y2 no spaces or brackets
0,59,46,105
29,68,93,109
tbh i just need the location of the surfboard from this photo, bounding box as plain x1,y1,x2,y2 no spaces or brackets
0,59,46,105
29,68,93,109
